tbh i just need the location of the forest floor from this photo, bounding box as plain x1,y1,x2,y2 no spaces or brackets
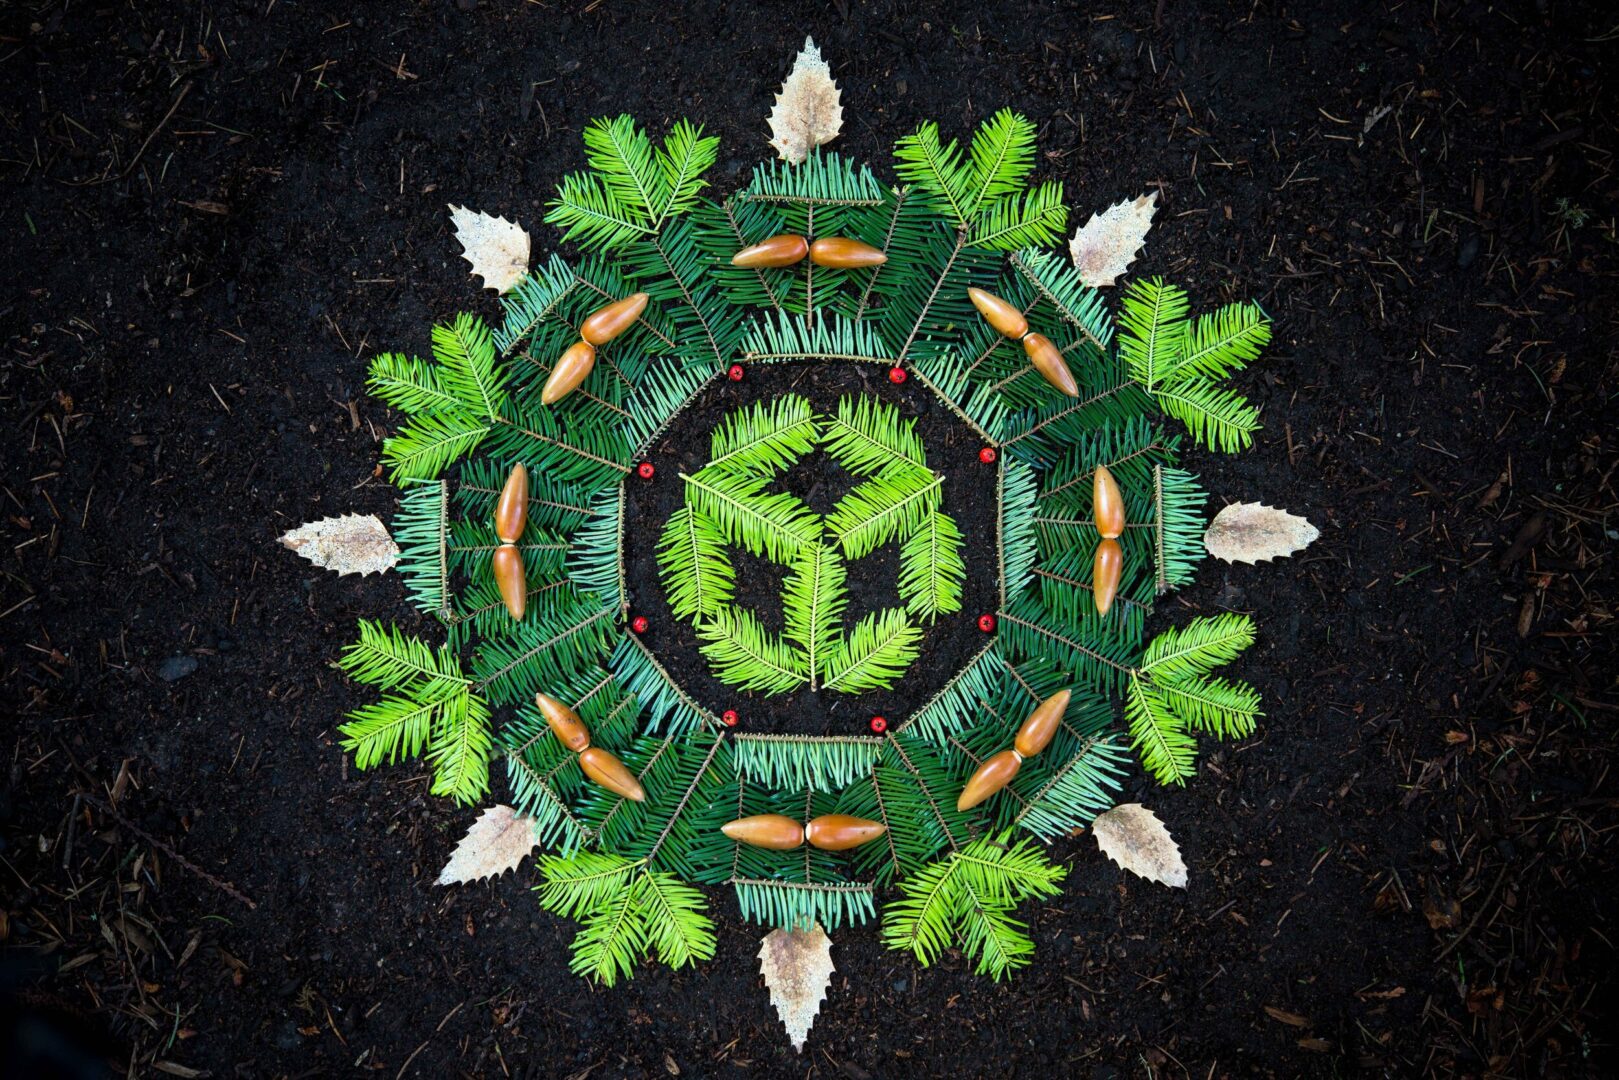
2,1,1616,1076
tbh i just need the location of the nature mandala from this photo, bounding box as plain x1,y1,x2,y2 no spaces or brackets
284,40,1313,1049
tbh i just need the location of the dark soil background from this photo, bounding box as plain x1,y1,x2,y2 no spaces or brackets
3,1,1616,1077
624,360,1000,734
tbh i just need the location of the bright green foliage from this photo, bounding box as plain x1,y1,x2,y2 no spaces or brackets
336,106,1284,989
882,833,1067,980
535,852,716,986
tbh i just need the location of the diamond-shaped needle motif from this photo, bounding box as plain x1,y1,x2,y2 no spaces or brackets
658,392,965,695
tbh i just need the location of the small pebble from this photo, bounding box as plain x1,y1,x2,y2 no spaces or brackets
158,656,198,682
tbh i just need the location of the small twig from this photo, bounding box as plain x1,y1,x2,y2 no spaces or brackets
82,792,257,910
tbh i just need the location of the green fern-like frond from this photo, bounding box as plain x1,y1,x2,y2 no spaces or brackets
1140,612,1256,683
782,543,848,691
653,119,721,226
820,395,927,476
338,620,466,694
367,352,462,416
431,312,508,421
1013,735,1129,841
338,695,439,769
1118,277,1191,390
610,634,716,734
1126,674,1199,785
971,182,1067,250
393,480,450,618
706,394,818,478
697,609,809,694
681,468,819,562
1164,301,1271,385
1153,673,1262,740
899,510,965,620
820,608,923,693
426,689,493,804
536,851,640,919
635,870,717,967
381,410,492,482
825,465,943,559
567,488,625,612
733,734,880,792
1151,376,1262,454
655,506,734,620
1007,248,1114,352
1153,465,1207,591
895,109,1038,229
471,594,619,705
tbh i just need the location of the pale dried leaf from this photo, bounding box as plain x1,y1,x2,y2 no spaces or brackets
1204,502,1319,565
449,204,530,293
767,37,843,164
1092,803,1187,888
758,924,835,1052
436,805,540,886
1068,192,1158,287
279,514,399,576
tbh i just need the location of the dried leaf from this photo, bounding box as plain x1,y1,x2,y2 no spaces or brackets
1068,192,1157,287
767,37,843,164
1204,502,1320,565
758,924,835,1052
436,805,540,886
449,204,530,294
1091,803,1188,888
279,514,399,576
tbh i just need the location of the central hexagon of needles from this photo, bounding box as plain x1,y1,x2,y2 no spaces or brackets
656,392,965,696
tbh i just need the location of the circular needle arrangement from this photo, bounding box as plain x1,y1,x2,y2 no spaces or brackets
338,107,1277,986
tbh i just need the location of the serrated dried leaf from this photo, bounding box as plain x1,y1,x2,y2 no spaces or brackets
449,204,530,293
1204,502,1320,565
1068,192,1158,287
436,805,540,886
279,514,399,576
758,924,834,1052
767,37,843,164
1092,803,1187,888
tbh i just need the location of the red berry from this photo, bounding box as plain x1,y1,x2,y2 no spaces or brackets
722,709,739,727
637,462,655,479
869,715,888,734
727,363,745,382
631,615,649,634
979,447,998,464
888,366,907,384
977,614,997,633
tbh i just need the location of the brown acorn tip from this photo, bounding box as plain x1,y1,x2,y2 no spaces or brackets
491,544,526,622
535,691,591,753
1093,538,1123,617
494,462,529,544
956,749,1022,812
967,287,1029,339
1093,463,1125,539
578,746,645,802
1023,332,1079,397
808,237,888,269
1014,689,1071,759
541,340,597,405
720,814,805,850
731,234,809,268
804,814,887,851
579,292,649,347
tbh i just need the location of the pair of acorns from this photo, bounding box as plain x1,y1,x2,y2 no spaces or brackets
535,691,647,802
957,688,1071,811
1091,463,1125,617
492,462,530,621
967,287,1080,399
540,292,650,405
731,234,888,269
721,813,887,852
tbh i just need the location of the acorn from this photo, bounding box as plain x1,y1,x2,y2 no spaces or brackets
967,287,1028,339
1014,690,1071,758
535,691,590,752
808,237,887,269
541,340,597,404
494,462,529,544
721,814,805,850
1093,464,1125,539
1093,538,1123,617
579,746,645,802
805,815,887,851
580,292,649,347
1023,332,1079,397
491,544,526,621
957,749,1022,812
731,234,809,268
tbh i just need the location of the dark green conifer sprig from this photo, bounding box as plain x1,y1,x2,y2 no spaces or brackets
336,104,1282,987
